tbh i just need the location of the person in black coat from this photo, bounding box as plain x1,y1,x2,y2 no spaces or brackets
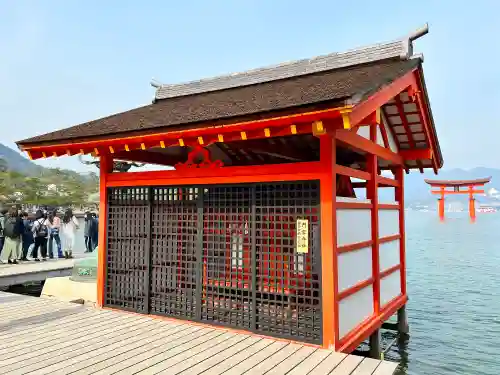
20,212,33,261
89,213,99,251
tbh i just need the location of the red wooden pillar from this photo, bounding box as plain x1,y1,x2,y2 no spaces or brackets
319,134,338,349
438,186,445,221
97,153,113,308
367,124,380,314
468,186,476,221
395,166,406,296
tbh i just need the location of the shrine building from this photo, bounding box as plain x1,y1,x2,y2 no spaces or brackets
16,25,443,355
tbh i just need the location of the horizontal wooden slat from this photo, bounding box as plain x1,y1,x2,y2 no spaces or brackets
336,202,373,209
337,240,373,254
335,129,403,165
338,278,374,301
378,203,400,210
335,164,371,180
380,264,401,279
376,175,399,187
379,234,400,244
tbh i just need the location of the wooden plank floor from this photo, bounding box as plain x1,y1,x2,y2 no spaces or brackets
0,292,398,375
0,258,79,287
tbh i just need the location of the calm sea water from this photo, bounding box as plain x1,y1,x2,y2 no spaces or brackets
388,211,500,375
11,216,500,374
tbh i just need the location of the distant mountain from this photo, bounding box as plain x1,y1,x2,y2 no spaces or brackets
0,143,93,181
0,143,42,175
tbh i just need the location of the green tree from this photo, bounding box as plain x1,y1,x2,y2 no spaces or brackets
0,164,98,208
22,177,45,204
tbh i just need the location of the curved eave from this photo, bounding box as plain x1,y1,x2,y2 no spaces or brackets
417,66,443,169
18,106,350,160
348,64,443,173
425,177,491,187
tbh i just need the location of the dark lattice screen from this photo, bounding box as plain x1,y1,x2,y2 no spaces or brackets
255,182,321,343
202,186,252,330
105,181,321,343
106,187,150,312
150,187,199,318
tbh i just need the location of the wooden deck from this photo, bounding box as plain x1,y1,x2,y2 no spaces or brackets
0,258,77,287
0,292,398,375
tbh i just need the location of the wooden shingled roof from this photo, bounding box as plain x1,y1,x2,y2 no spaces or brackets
19,58,420,146
153,39,410,100
16,28,443,171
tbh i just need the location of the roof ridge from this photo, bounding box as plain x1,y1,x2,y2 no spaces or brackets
153,38,410,101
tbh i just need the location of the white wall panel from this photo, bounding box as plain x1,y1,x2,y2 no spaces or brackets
382,112,398,153
379,239,400,271
338,285,374,339
378,209,399,238
338,247,372,292
380,270,401,307
356,125,370,140
337,209,371,246
376,126,384,147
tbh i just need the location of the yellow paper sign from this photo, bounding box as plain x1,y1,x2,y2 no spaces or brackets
296,219,309,254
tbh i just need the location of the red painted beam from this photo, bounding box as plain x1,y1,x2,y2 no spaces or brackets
380,264,401,279
106,161,324,187
335,129,403,165
376,175,399,187
400,148,432,160
334,164,372,181
337,240,373,254
338,277,374,301
431,190,484,195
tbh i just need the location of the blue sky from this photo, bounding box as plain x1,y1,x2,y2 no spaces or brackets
1,0,499,172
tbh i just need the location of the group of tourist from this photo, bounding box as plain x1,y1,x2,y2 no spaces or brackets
0,207,98,264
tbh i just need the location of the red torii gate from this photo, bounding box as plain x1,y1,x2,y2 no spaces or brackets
424,177,491,221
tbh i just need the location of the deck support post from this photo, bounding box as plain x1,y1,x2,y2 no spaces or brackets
397,304,410,336
369,329,381,359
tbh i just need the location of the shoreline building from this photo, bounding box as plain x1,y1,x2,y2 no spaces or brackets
17,26,443,356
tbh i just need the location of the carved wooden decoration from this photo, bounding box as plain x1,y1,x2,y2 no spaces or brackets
175,145,224,170
78,156,144,172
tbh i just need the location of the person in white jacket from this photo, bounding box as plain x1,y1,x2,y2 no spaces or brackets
61,209,79,259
